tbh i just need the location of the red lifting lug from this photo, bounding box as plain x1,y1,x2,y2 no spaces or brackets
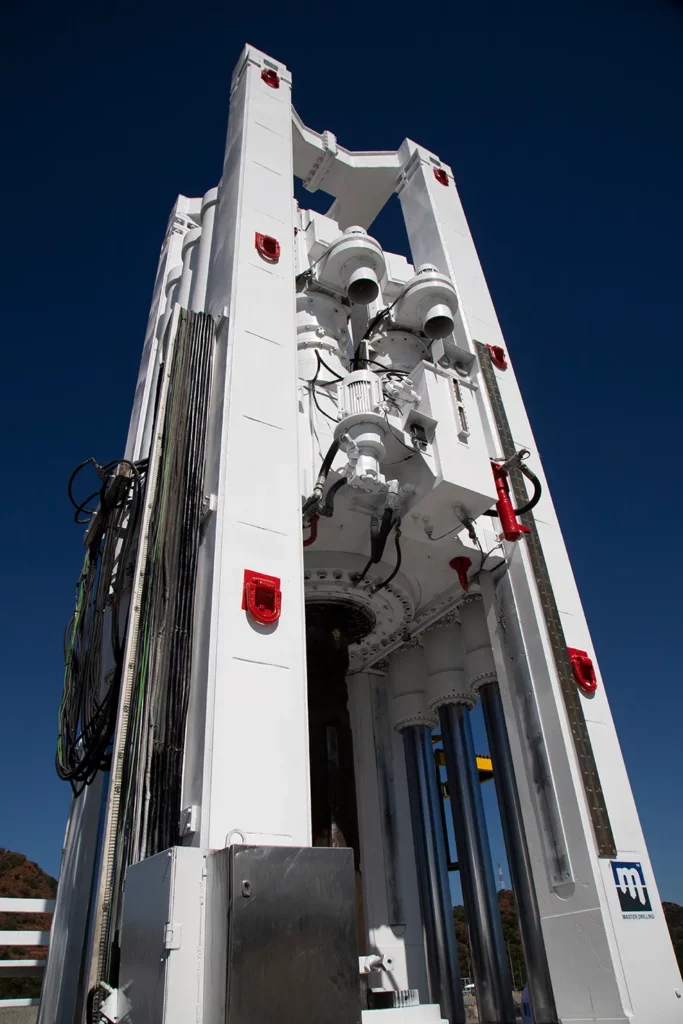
491,462,531,543
261,68,280,89
433,168,449,187
449,556,472,591
568,647,598,694
243,570,282,626
255,232,280,262
487,344,508,370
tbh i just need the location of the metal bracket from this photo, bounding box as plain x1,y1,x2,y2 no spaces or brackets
303,130,338,192
98,984,123,1024
164,922,183,951
201,493,217,526
179,804,198,837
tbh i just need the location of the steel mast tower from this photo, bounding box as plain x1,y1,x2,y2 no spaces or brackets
42,44,681,1024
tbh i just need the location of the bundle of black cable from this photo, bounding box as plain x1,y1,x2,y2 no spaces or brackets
118,309,214,866
57,459,145,794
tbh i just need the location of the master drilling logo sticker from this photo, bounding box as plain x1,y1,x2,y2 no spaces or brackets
611,861,653,917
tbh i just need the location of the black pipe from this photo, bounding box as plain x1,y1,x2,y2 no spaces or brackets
439,703,516,1024
402,725,466,1024
479,683,558,1023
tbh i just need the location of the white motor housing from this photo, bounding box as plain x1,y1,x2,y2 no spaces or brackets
316,226,386,304
335,370,387,491
392,263,458,339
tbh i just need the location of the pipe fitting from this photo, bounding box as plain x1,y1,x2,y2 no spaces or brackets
422,621,477,710
387,646,437,733
316,226,386,305
391,264,458,340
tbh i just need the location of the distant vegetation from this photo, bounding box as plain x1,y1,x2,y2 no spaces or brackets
454,890,527,989
663,901,683,974
0,848,57,1000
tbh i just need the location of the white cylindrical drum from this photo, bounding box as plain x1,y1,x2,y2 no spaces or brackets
422,620,476,710
156,265,183,346
459,594,497,694
177,227,201,308
388,646,437,733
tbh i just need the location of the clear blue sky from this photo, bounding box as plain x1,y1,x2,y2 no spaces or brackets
1,1,682,903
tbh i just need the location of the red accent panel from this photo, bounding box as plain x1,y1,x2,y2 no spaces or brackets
261,68,280,89
491,462,531,542
243,570,282,625
255,233,281,262
449,556,472,591
487,344,507,369
433,168,449,186
568,647,598,694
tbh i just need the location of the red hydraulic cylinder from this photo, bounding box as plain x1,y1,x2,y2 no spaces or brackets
491,462,531,542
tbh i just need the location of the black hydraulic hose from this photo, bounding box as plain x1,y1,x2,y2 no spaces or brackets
515,462,542,515
483,461,542,517
352,304,396,369
370,507,395,563
302,439,340,517
320,478,346,518
353,511,399,589
372,525,402,593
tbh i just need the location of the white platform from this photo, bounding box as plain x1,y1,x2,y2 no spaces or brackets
362,1006,446,1023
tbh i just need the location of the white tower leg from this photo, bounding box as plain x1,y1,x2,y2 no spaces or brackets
180,46,311,851
398,143,682,1023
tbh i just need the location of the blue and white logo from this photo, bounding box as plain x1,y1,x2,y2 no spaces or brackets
611,861,652,913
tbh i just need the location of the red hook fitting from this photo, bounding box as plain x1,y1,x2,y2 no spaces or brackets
433,168,449,187
487,345,507,370
255,232,281,262
568,648,598,694
261,68,280,89
449,556,472,591
491,463,531,542
243,570,282,625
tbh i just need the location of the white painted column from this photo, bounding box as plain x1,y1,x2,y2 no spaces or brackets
182,46,310,851
348,671,430,999
176,227,201,308
189,186,218,312
124,200,193,461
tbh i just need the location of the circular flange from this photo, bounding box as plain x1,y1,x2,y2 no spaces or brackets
304,551,416,672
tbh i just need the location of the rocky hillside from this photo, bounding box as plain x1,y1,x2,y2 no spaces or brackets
0,849,57,1000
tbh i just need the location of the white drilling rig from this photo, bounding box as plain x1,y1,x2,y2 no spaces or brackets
41,44,682,1024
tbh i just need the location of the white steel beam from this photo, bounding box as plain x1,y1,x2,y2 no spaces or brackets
0,932,50,946
0,900,55,913
292,110,400,229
